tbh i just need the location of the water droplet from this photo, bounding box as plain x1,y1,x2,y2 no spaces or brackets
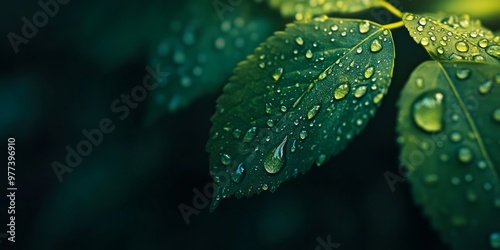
423,174,439,185
267,119,274,127
487,45,500,59
415,78,424,88
354,86,367,98
457,146,473,163
493,108,500,122
232,129,242,139
243,127,257,142
370,39,383,52
490,232,500,249
264,137,287,174
477,160,487,170
307,105,321,119
405,14,415,21
456,68,471,80
356,119,363,126
272,68,284,81
412,92,444,132
373,93,384,104
418,17,427,26
358,21,370,34
356,47,363,54
316,154,326,166
262,184,268,190
478,38,489,48
334,84,350,100
331,25,339,31
450,132,462,142
299,130,308,140
455,41,469,52
259,62,265,69
280,106,287,112
364,66,374,78
231,163,245,183
421,37,429,46
437,47,444,55
295,37,304,45
479,80,492,94
221,154,232,165
305,49,313,59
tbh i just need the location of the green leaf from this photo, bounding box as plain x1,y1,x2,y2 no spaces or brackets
267,0,383,20
402,12,500,63
397,61,500,250
145,1,279,123
207,16,395,210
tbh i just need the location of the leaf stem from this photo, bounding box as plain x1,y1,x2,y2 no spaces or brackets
383,21,404,30
380,0,402,18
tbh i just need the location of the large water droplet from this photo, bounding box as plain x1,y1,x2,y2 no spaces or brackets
358,21,370,34
354,86,367,98
493,108,500,122
456,68,471,80
455,41,469,52
264,136,287,174
370,39,383,52
418,17,427,25
334,84,350,100
307,105,321,119
491,232,500,249
231,163,245,183
421,37,430,46
487,45,500,59
457,146,473,163
243,127,257,142
273,68,284,81
412,92,444,132
364,66,374,78
221,153,232,165
478,38,489,48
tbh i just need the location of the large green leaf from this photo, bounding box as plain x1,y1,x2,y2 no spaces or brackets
207,16,395,210
268,0,383,20
145,0,279,123
397,61,500,250
402,12,500,63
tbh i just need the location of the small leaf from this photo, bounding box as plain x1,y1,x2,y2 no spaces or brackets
397,61,500,250
145,1,279,123
207,17,395,210
402,12,500,63
267,0,383,20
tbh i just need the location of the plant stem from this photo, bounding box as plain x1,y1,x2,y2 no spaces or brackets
383,21,404,30
380,0,402,18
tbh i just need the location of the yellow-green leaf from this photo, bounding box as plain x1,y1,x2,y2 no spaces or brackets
402,12,500,63
397,60,500,250
268,0,383,20
207,17,395,210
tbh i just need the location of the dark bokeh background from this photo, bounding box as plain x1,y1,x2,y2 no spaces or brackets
0,0,499,249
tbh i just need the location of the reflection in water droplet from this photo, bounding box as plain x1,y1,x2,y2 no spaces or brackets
334,84,350,100
456,68,471,80
273,68,284,81
221,154,232,165
354,86,367,98
307,105,321,120
358,21,370,34
264,137,287,174
457,147,473,163
455,41,469,52
364,66,374,78
370,39,383,52
231,163,245,183
412,92,444,132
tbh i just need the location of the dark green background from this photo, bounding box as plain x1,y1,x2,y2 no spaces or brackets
0,0,498,249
